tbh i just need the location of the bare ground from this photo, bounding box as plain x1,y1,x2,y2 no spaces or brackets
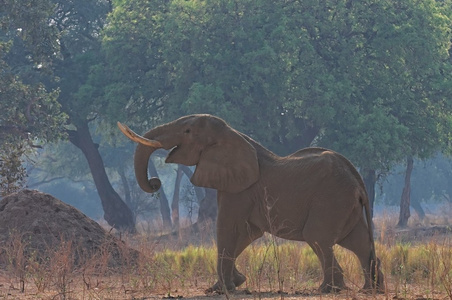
0,274,446,300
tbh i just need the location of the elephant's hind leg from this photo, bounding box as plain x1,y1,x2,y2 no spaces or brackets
307,241,346,293
337,218,384,293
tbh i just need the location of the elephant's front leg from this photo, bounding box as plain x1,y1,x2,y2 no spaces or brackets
207,219,262,293
205,240,238,292
211,246,237,293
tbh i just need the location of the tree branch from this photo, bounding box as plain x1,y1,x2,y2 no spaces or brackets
25,97,39,123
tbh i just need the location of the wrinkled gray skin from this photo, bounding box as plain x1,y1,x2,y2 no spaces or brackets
119,114,385,294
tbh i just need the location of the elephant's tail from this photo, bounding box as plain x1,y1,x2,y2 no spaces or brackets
336,151,382,290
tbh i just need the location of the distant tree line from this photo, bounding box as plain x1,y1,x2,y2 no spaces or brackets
1,0,452,231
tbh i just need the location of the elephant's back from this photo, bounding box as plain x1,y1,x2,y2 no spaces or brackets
288,147,333,158
287,147,364,190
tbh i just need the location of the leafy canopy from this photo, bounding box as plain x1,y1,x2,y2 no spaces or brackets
0,0,67,195
103,0,452,173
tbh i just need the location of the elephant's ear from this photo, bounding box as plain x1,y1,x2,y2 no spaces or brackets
191,131,259,194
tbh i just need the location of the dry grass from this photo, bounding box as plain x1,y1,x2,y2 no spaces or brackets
1,216,452,300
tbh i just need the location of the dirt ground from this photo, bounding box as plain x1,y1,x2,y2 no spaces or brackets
0,276,444,300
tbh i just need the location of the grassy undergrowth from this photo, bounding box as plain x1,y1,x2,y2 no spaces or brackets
150,236,452,298
1,228,452,299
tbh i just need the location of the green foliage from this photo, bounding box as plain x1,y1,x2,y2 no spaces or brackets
325,107,409,171
0,0,59,68
102,0,298,146
103,0,452,169
0,0,69,194
307,0,452,172
101,0,170,128
0,142,26,195
0,43,67,195
0,0,122,212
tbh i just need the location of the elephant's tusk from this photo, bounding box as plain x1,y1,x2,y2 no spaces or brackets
117,122,163,148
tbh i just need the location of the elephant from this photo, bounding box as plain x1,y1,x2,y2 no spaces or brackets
117,114,385,294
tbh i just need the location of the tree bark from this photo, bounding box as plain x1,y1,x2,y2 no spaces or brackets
147,158,172,229
179,165,218,222
361,168,377,219
68,121,136,233
171,165,183,230
411,196,425,220
398,156,414,228
118,164,133,216
151,152,217,226
180,165,204,200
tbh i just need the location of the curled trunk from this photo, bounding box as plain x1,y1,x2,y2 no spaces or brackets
117,122,165,194
134,143,161,193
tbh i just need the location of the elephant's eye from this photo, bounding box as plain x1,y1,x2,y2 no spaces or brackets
184,129,191,134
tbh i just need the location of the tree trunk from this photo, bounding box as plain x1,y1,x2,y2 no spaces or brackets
171,165,183,230
180,165,205,200
118,164,133,218
68,121,136,233
398,156,414,228
411,196,425,220
361,168,377,219
147,158,172,229
152,155,217,226
179,165,218,222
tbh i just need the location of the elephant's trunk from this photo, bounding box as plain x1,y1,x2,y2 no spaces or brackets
117,122,164,193
134,143,161,193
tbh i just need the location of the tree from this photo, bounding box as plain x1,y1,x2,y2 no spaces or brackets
0,0,67,196
1,0,138,231
380,153,452,221
398,156,414,226
46,0,139,231
0,77,65,195
305,0,452,218
393,0,452,227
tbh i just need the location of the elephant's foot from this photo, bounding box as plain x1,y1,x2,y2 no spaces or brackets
318,282,347,294
360,286,385,294
360,278,385,294
205,272,247,294
318,275,347,294
205,281,236,294
232,269,246,287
